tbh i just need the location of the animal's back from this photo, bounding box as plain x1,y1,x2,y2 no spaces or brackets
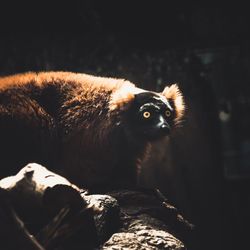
0,71,184,189
0,72,138,187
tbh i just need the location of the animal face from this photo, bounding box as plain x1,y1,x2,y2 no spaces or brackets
128,92,175,141
110,82,184,142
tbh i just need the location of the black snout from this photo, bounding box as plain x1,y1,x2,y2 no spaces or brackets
160,123,170,134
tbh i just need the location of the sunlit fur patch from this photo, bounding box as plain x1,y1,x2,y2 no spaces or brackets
161,84,185,124
109,82,144,111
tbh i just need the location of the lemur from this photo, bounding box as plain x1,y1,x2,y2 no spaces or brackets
0,72,185,189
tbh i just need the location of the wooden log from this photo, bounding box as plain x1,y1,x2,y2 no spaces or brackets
0,164,193,249
0,163,98,249
0,187,45,250
103,188,194,249
0,163,88,225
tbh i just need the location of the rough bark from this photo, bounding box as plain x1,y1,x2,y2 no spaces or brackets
0,164,193,249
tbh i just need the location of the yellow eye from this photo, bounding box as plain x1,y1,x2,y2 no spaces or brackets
143,111,151,119
165,110,171,117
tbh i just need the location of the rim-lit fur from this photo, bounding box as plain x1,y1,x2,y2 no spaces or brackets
0,72,185,188
162,84,185,125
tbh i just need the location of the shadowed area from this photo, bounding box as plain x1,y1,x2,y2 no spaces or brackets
0,2,250,249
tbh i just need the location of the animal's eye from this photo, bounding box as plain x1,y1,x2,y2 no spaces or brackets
143,111,151,119
165,110,171,117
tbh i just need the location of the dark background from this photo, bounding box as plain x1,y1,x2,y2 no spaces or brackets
1,1,250,249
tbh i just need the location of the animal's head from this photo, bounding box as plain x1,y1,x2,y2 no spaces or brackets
110,83,185,141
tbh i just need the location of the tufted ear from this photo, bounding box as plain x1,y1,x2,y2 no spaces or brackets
162,84,185,124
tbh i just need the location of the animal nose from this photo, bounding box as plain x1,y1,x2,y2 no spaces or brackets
160,123,170,134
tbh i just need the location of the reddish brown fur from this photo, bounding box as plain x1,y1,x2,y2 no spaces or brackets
0,71,185,189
